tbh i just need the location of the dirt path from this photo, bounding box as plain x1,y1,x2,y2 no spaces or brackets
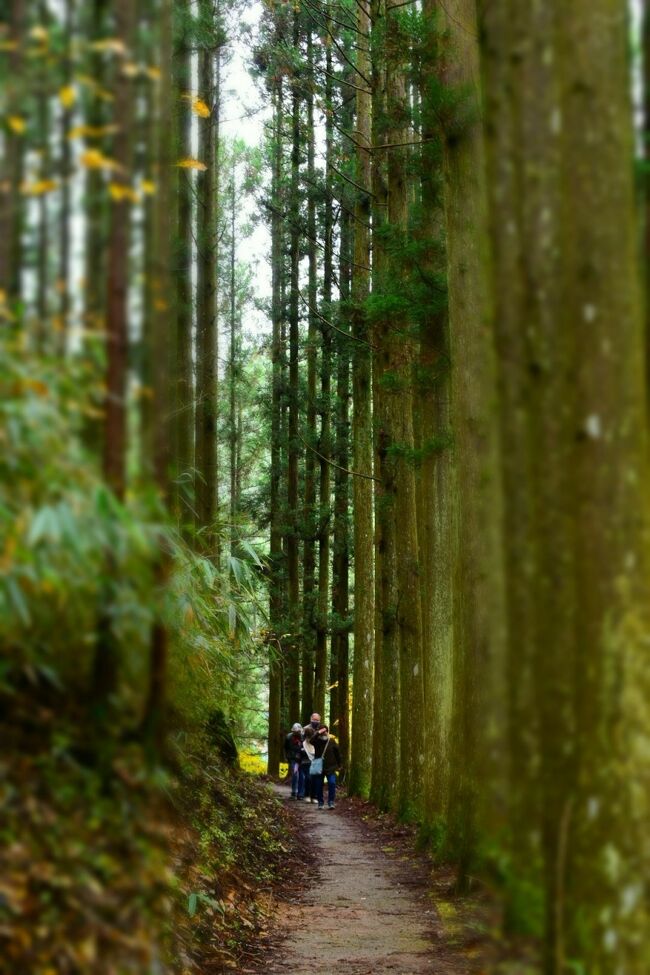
261,783,456,975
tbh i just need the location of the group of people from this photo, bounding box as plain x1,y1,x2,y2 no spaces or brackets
283,712,342,810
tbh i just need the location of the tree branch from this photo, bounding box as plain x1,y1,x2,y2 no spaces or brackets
299,432,379,482
297,288,374,346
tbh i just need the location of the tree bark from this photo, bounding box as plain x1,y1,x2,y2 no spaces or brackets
0,0,26,305
558,2,649,968
349,0,375,799
57,0,74,355
103,0,136,501
194,0,220,563
438,0,507,883
267,72,286,775
302,27,318,723
173,0,194,525
314,42,334,721
286,8,302,724
83,0,109,338
384,0,425,823
417,0,453,833
332,198,352,766
370,0,400,813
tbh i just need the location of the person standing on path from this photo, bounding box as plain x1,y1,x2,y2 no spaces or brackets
312,725,341,809
284,722,304,799
303,712,321,742
298,731,314,801
301,713,320,803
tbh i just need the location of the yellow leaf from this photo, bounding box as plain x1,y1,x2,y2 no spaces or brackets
141,179,157,195
76,74,114,101
7,115,26,135
176,157,207,171
68,123,118,140
81,148,121,171
192,97,211,118
90,38,127,56
59,85,76,108
0,41,18,52
146,65,162,81
20,179,59,196
109,182,139,203
29,25,49,44
121,61,140,78
67,124,88,140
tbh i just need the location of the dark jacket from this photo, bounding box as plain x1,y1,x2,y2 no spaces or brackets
284,732,303,765
313,734,341,775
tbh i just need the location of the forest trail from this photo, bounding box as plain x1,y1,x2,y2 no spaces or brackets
261,784,468,975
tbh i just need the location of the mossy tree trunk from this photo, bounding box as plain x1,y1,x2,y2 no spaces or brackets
286,6,302,724
349,0,375,799
267,70,285,776
559,2,649,968
314,48,334,721
438,0,507,884
384,0,425,822
418,0,453,833
302,26,318,723
371,0,401,813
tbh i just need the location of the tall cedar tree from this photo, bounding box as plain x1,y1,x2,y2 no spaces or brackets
195,0,220,560
349,0,375,798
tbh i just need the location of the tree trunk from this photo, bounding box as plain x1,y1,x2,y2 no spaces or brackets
173,0,194,524
301,26,318,723
92,0,136,722
286,9,302,724
370,0,400,813
36,1,51,349
57,0,74,355
558,3,649,969
332,200,352,766
84,0,109,338
349,0,375,799
103,0,136,501
438,0,507,882
384,0,426,823
195,1,220,562
229,156,238,558
142,0,174,757
0,0,26,305
417,0,453,833
314,44,334,721
267,74,285,776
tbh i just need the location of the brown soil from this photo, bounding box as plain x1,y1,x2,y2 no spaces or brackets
251,783,486,975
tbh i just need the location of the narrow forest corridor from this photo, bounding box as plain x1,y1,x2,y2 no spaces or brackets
2,0,650,972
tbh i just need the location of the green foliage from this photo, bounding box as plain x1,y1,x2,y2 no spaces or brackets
0,331,283,971
386,432,454,468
